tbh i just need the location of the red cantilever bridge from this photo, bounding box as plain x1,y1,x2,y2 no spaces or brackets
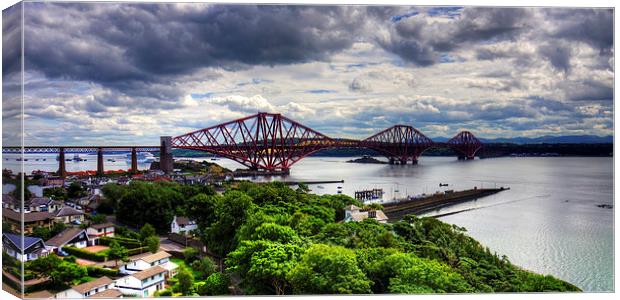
3,112,482,175
170,112,482,172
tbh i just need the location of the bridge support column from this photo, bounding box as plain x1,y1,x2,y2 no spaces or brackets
400,159,407,165
411,158,418,165
131,147,138,173
466,156,475,160
457,155,466,160
97,148,104,176
58,147,67,178
388,158,395,164
160,136,174,173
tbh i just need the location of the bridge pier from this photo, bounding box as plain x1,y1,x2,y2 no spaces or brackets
400,159,407,165
97,147,104,176
160,136,174,173
131,147,138,173
411,158,418,165
58,147,67,178
388,158,395,165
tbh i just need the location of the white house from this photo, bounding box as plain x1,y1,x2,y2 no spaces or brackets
119,251,178,279
2,233,50,262
55,276,122,299
46,228,89,252
86,222,115,246
170,216,197,235
114,266,167,297
344,205,389,223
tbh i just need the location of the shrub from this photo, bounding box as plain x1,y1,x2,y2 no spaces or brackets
127,246,149,256
99,236,142,248
156,289,173,296
63,247,108,262
197,272,230,296
183,248,200,263
86,266,119,277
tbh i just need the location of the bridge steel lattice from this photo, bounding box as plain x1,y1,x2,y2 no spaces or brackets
2,113,484,175
172,112,483,172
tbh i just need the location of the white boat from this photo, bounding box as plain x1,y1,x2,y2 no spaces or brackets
126,152,155,163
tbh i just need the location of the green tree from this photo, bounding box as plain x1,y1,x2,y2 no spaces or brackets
145,236,160,253
177,266,194,296
108,241,129,267
26,255,87,288
227,240,303,295
67,182,85,199
191,257,217,280
140,223,157,241
183,247,200,263
204,191,254,256
287,244,371,294
197,272,230,296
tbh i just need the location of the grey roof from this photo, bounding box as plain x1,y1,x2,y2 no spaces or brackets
45,227,87,247
28,197,52,206
3,194,19,206
174,216,194,226
3,208,54,222
3,233,44,251
55,206,84,217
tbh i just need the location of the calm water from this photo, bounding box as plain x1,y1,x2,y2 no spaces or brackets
1,155,613,291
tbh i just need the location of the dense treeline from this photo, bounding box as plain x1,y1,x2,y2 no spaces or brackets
102,181,580,294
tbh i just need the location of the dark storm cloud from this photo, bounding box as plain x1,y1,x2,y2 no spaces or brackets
377,7,532,66
538,43,572,73
545,8,613,53
23,3,364,89
2,4,22,78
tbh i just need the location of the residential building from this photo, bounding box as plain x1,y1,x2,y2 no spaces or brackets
2,233,50,262
54,206,85,224
2,194,19,211
114,266,166,297
86,222,115,245
170,216,197,235
119,251,178,279
55,276,120,299
46,228,89,251
344,205,389,223
2,208,55,233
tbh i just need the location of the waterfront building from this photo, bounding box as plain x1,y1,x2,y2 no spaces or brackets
55,276,121,298
170,215,198,235
114,266,167,297
2,233,50,262
344,205,389,223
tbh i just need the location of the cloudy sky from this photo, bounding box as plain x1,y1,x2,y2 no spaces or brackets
2,2,614,145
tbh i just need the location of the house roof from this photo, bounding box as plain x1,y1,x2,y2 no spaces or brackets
28,197,52,206
70,276,114,294
3,233,44,251
55,206,84,217
89,222,115,230
2,208,54,223
174,216,193,226
25,290,53,299
344,204,361,211
132,265,167,280
89,288,122,298
141,251,171,264
45,227,87,247
2,194,18,205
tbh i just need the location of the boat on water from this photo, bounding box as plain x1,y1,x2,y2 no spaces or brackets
125,152,155,163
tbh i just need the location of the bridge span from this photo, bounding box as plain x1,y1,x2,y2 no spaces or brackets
2,112,482,176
